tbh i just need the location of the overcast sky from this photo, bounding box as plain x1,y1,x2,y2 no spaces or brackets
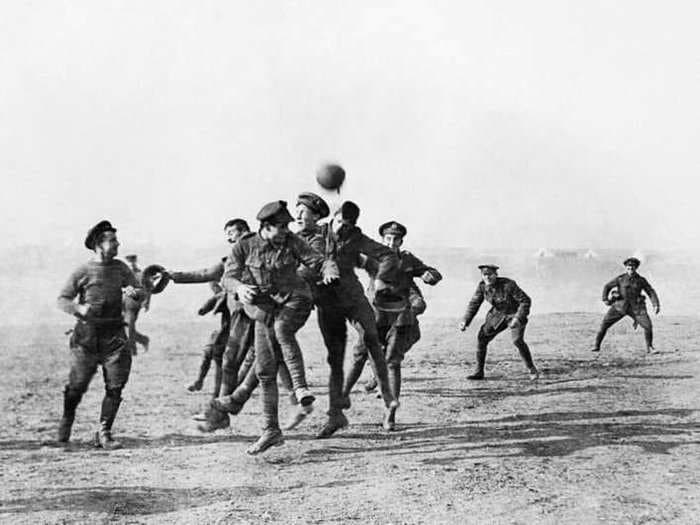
1,1,698,252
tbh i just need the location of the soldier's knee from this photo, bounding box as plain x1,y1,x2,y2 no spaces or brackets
65,384,87,397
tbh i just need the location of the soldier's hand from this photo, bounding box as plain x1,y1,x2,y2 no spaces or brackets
123,285,140,300
236,285,258,304
509,317,522,329
459,321,468,332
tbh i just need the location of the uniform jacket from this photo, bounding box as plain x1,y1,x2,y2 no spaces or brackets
222,231,325,309
316,223,399,308
602,273,660,313
463,277,531,329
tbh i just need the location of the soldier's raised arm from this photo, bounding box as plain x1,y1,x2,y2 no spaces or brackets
357,235,399,283
169,261,225,284
403,252,442,285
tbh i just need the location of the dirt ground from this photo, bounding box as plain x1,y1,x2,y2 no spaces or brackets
1,313,699,524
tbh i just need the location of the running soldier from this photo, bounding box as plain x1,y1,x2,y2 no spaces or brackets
591,257,661,354
222,201,332,454
343,221,442,429
315,202,400,438
56,220,145,449
123,254,150,354
459,264,539,380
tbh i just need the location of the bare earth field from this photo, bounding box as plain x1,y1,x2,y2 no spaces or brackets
1,313,699,524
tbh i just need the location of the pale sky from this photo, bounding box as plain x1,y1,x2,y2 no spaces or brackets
1,1,699,251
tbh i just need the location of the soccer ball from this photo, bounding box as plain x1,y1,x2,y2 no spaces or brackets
316,163,346,191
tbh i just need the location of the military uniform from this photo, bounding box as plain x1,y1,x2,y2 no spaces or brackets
462,268,537,379
56,220,145,447
593,258,660,352
221,201,326,453
343,222,442,416
315,203,400,437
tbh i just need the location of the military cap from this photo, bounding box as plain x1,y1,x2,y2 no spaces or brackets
84,220,117,250
142,264,170,294
623,257,641,268
256,201,294,225
337,201,360,224
297,192,330,219
125,254,138,261
477,264,499,272
378,221,407,237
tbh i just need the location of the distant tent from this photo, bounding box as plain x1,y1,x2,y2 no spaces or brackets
582,249,598,259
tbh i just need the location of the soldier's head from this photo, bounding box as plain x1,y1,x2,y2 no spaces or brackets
623,257,641,275
478,264,499,286
85,220,119,261
224,218,250,244
257,201,293,246
295,192,329,233
379,221,406,252
331,201,360,237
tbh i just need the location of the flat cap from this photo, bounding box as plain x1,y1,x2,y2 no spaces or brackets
84,220,116,250
379,221,407,237
623,257,641,267
142,264,170,294
337,201,360,224
478,264,500,272
256,200,294,225
297,192,330,219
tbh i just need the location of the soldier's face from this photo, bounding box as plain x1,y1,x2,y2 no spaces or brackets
331,214,353,237
263,222,289,245
225,226,246,244
481,269,497,286
294,204,319,233
97,232,119,259
625,264,637,275
382,234,403,252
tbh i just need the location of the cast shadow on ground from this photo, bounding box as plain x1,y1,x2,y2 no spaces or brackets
297,408,700,465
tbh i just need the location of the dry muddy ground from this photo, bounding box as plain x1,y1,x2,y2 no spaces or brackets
1,313,699,524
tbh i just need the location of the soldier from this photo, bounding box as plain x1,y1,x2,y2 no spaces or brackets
591,257,660,354
342,221,442,429
210,192,337,432
123,254,150,354
56,220,145,449
167,219,251,397
315,202,400,438
222,201,332,454
459,265,539,381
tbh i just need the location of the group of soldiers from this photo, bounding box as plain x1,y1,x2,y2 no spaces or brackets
55,191,661,454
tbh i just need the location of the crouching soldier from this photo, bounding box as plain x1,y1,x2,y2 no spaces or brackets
591,257,660,354
56,220,145,449
459,264,539,381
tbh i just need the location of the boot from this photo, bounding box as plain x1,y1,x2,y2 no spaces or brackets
382,400,400,431
245,429,284,455
211,395,244,415
467,348,486,380
94,394,123,450
282,404,314,431
316,411,349,439
197,400,231,432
